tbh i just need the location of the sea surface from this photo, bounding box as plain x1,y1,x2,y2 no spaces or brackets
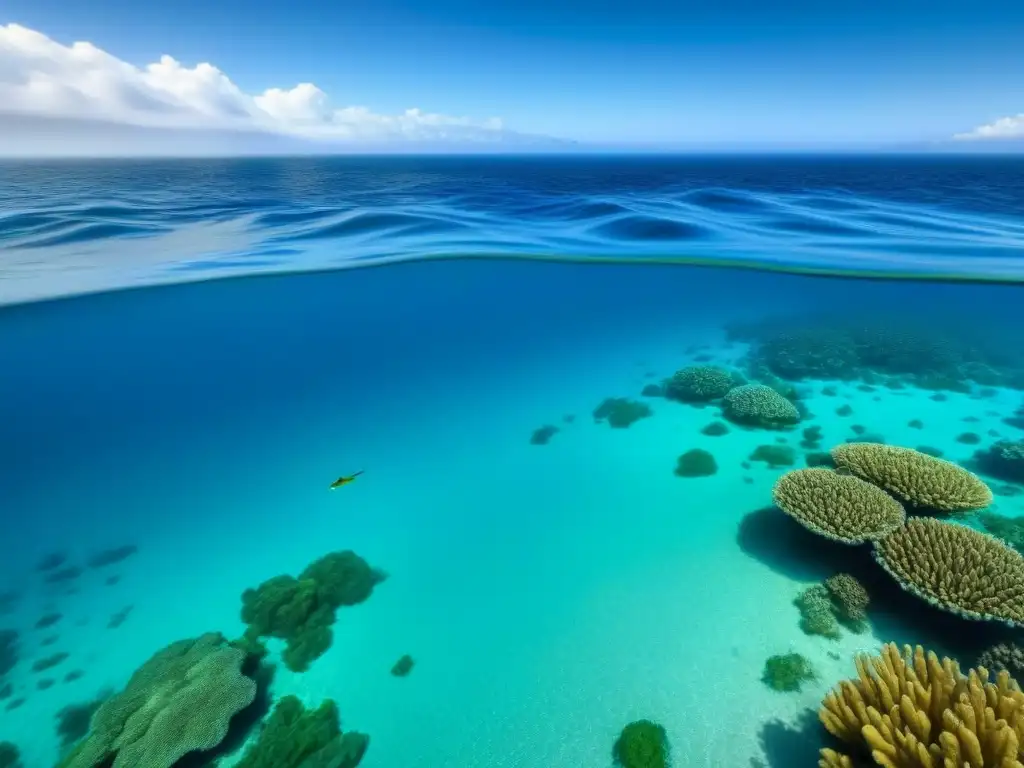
1,155,1024,768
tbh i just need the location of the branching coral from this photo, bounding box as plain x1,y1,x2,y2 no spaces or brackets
831,443,992,513
772,468,906,544
61,632,257,768
241,550,384,672
723,384,801,429
796,585,841,639
664,365,735,402
234,695,368,768
819,642,1024,768
825,573,871,626
873,518,1024,627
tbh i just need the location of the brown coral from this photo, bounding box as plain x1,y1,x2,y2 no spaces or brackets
830,443,992,513
819,642,1024,768
873,518,1024,627
772,468,906,544
825,573,870,623
64,632,256,768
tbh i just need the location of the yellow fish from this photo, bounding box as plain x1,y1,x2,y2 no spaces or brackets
329,470,364,490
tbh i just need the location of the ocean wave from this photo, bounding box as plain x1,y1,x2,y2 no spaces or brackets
1,156,1023,305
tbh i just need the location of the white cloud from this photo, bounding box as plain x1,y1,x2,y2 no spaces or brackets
954,114,1024,141
0,23,513,143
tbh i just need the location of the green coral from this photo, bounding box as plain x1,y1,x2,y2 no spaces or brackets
795,585,840,639
674,448,718,478
664,366,735,403
978,510,1024,552
235,696,368,768
0,742,21,768
593,397,652,428
241,551,383,672
749,444,797,468
722,384,800,429
612,720,668,768
762,653,816,692
59,632,257,768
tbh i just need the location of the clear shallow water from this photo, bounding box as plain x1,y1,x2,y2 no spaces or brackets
3,159,1024,768
2,155,1024,306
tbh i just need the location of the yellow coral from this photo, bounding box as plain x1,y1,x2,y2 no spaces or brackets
831,443,992,513
772,468,906,544
818,749,855,768
873,518,1024,627
819,642,1024,768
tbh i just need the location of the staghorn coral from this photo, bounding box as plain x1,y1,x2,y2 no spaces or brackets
831,443,992,513
819,642,1024,768
664,365,735,403
825,573,871,625
723,384,801,429
772,468,906,544
61,632,257,768
873,518,1024,627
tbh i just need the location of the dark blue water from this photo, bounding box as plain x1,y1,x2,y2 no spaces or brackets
2,155,1024,306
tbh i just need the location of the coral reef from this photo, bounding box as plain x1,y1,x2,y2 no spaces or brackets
641,383,663,397
762,653,816,692
87,546,138,569
58,632,257,768
978,510,1024,551
0,629,17,677
234,695,368,768
242,550,384,672
612,719,668,768
750,444,797,468
819,643,1024,768
32,651,69,673
674,449,717,478
722,384,801,429
956,431,981,445
824,573,870,627
831,443,992,513
391,655,414,677
974,440,1024,483
873,517,1024,627
36,612,62,629
0,742,21,768
795,585,841,639
56,693,110,752
977,643,1024,682
772,468,906,544
37,552,68,572
593,397,652,429
700,421,729,436
664,365,735,403
529,425,559,445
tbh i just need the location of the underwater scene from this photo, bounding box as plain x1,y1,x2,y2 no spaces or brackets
3,155,1024,768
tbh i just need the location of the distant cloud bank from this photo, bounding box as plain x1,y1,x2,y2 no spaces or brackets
954,114,1024,141
0,23,552,152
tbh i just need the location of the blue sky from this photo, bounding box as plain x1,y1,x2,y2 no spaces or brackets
2,0,1023,150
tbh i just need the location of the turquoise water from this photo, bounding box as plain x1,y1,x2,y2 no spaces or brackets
2,158,1024,768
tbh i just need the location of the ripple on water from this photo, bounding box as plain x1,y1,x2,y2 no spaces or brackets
1,156,1024,304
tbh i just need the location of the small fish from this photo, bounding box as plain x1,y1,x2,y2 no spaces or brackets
330,470,364,490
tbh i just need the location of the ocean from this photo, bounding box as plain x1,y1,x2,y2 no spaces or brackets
1,155,1024,768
